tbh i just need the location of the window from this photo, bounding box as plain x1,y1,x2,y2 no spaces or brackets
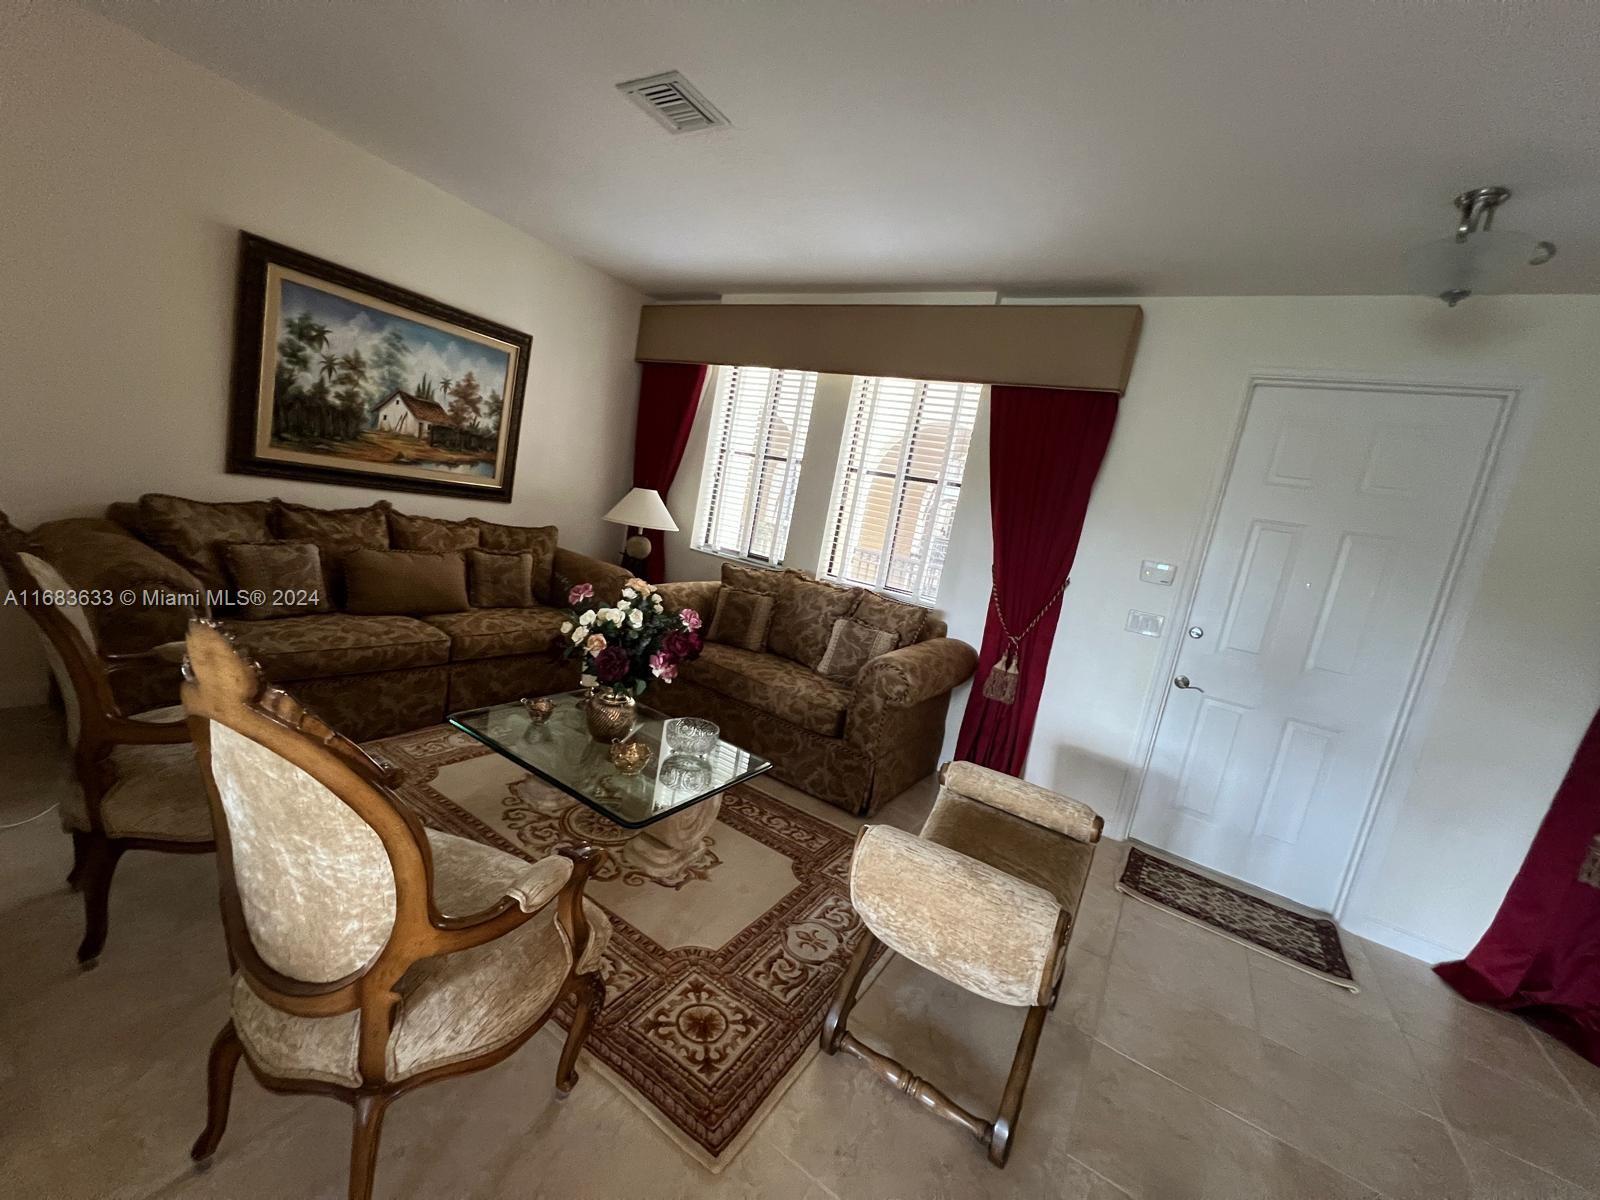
693,365,818,564
823,375,982,604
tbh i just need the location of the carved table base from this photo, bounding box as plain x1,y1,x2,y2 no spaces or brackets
622,792,723,879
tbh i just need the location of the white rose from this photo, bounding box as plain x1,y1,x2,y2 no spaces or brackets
628,609,643,629
559,621,573,635
578,610,595,626
622,587,637,600
572,627,588,644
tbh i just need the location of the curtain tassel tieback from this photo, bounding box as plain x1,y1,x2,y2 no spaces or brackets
981,578,1068,706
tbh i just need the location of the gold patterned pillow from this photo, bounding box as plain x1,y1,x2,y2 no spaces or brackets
271,499,392,600
388,510,481,552
343,549,469,616
218,542,331,620
851,590,927,648
707,587,775,652
720,561,785,597
472,520,558,603
137,493,273,588
768,573,859,668
467,549,534,608
816,617,897,682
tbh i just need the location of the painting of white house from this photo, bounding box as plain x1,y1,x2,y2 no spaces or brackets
234,240,529,499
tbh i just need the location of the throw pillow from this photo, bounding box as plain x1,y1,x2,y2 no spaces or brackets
467,548,534,609
720,561,785,596
816,617,897,683
342,548,469,616
707,587,775,652
388,509,481,553
473,520,558,603
851,590,928,648
137,494,274,588
271,499,392,599
218,542,332,620
769,572,858,668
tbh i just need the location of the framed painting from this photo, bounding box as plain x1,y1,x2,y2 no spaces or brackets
228,233,530,500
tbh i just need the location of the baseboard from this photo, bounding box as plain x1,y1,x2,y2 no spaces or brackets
1339,913,1464,964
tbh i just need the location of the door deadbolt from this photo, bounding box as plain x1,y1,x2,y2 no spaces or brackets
1188,626,1204,639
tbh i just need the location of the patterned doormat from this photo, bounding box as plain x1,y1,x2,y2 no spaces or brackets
1116,846,1357,990
368,724,876,1171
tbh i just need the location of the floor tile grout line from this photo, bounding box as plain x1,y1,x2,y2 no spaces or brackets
1065,1151,1136,1198
1529,1020,1597,1116
1089,1039,1401,1200
767,1137,842,1200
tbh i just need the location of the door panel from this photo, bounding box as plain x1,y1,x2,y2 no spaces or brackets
1133,382,1502,909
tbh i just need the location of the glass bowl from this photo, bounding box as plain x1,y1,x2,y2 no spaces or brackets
663,717,719,758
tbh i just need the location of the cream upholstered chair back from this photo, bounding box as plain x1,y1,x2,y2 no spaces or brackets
182,619,429,994
204,722,398,983
0,535,104,748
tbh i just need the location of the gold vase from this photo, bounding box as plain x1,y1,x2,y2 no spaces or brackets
584,689,636,743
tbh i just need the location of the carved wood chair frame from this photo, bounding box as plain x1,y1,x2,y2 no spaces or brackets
180,618,605,1200
0,510,213,966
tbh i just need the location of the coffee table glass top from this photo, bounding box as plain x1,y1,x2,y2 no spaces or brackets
447,691,771,830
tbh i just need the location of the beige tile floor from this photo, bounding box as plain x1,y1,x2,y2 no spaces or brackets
2,703,1598,1199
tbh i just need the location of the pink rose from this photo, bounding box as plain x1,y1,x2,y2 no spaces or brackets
585,633,607,654
649,650,678,682
679,607,702,632
568,582,594,604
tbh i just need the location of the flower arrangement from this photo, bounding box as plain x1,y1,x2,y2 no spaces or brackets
559,578,703,698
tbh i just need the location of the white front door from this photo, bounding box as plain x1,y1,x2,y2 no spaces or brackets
1131,379,1505,910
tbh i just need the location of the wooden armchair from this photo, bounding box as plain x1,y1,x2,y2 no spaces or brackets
0,510,211,966
180,619,610,1200
821,760,1102,1166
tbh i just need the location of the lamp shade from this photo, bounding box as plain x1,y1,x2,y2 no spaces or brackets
603,487,678,532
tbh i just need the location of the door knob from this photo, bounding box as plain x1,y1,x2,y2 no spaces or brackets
1173,675,1205,693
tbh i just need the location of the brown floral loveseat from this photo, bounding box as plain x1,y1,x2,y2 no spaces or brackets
649,564,977,816
13,494,628,741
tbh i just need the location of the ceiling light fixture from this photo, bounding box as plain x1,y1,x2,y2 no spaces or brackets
1406,186,1556,306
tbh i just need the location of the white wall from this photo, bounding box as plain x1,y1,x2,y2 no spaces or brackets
0,2,643,706
665,295,1600,959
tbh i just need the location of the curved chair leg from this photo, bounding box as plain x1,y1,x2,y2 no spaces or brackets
67,831,91,891
348,1092,393,1200
985,1003,1049,1167
191,1022,244,1166
556,973,604,1094
821,932,878,1054
76,836,126,968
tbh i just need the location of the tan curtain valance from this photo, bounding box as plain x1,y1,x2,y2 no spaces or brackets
635,303,1142,393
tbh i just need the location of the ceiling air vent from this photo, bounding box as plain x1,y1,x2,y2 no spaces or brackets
616,71,730,134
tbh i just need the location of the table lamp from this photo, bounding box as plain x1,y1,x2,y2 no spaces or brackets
603,487,677,577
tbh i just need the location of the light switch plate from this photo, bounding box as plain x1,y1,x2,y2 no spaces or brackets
1125,610,1165,637
1141,560,1176,586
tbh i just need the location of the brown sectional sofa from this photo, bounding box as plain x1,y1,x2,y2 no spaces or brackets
19,494,629,741
12,495,976,815
648,567,977,816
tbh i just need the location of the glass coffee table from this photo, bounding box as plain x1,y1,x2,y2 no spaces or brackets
447,690,771,879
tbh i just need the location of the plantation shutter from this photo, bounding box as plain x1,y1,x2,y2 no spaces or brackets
824,376,982,603
696,366,818,563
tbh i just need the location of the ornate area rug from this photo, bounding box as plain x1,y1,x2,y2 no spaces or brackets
368,725,876,1170
1116,846,1357,991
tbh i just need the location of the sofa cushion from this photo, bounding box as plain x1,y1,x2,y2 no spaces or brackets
272,500,392,598
422,607,567,662
343,549,470,616
219,614,450,681
388,510,481,553
707,587,774,652
680,644,851,737
467,549,534,609
851,590,928,648
769,573,859,669
473,520,557,603
137,494,274,588
219,542,333,620
720,561,785,597
816,617,897,683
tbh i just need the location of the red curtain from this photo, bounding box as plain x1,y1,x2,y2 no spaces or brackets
1435,706,1600,1065
955,386,1119,775
630,362,708,582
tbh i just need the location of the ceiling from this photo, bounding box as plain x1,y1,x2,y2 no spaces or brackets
87,0,1600,297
